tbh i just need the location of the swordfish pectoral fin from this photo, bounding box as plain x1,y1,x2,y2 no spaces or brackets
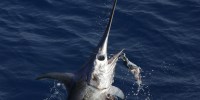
108,86,125,99
36,72,74,88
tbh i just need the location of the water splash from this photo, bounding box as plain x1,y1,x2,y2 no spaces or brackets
122,66,152,100
43,81,66,100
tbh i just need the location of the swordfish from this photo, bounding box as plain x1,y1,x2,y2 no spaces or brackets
37,0,124,99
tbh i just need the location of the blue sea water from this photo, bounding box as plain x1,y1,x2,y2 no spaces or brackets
0,0,200,100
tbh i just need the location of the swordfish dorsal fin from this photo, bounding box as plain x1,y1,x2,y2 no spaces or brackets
36,72,74,90
96,0,117,55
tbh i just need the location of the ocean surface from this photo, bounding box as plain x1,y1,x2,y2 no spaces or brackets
0,0,200,100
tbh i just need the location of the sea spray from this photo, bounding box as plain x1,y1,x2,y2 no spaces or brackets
120,53,152,99
43,81,66,100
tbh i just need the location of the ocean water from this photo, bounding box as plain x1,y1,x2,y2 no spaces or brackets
0,0,200,100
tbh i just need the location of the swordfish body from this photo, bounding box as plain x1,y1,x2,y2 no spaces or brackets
36,0,124,99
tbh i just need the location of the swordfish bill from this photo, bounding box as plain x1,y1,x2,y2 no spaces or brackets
96,0,117,55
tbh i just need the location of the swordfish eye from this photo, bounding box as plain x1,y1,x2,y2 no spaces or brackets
97,55,105,61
